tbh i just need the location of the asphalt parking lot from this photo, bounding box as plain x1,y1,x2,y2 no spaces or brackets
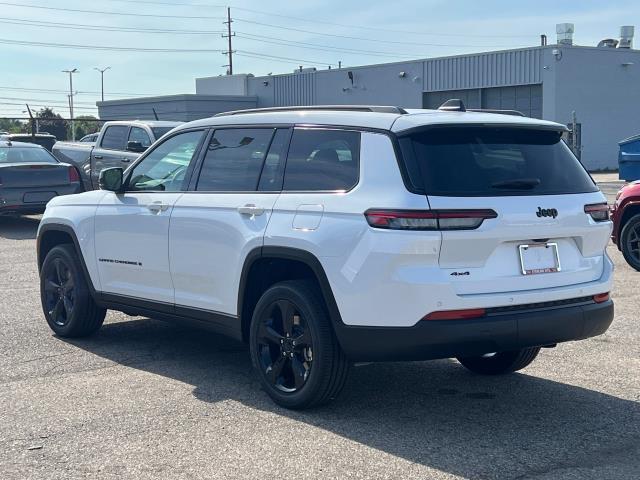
1,175,638,480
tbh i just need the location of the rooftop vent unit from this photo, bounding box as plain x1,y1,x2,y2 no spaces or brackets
597,38,619,48
556,23,574,46
294,67,317,74
619,26,634,49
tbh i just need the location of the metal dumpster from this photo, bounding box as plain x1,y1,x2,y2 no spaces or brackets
619,134,640,181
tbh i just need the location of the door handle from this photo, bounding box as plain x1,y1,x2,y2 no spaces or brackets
94,155,103,159
237,204,265,216
121,158,131,163
147,201,169,214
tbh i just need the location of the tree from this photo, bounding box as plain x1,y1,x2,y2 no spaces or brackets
0,118,28,134
74,116,101,140
35,107,68,140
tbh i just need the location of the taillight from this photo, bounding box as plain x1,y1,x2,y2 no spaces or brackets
584,203,609,222
423,308,486,320
364,209,497,231
593,292,610,303
68,167,80,183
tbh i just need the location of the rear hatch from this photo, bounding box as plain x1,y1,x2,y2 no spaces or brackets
397,125,611,295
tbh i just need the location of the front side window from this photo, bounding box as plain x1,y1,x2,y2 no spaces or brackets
196,128,274,192
100,125,128,150
128,127,152,148
283,129,360,191
127,130,204,192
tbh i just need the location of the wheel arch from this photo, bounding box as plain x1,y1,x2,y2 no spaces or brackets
37,223,97,294
617,201,640,247
238,246,344,343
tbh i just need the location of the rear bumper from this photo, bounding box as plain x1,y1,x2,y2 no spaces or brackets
0,184,82,215
334,299,614,361
0,203,47,215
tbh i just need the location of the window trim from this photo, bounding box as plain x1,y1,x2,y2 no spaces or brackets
123,127,208,193
99,125,131,151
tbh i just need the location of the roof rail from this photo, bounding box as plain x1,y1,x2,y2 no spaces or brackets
215,105,408,117
468,108,526,117
438,99,525,117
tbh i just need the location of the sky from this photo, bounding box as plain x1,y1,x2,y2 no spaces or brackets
0,0,638,118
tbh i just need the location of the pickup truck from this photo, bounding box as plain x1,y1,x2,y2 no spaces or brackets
52,120,182,190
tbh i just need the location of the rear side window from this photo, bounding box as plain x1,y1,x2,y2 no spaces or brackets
283,129,360,191
128,127,152,147
101,125,128,150
196,128,274,192
399,127,597,196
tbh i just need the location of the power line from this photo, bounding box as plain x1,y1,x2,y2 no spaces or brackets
0,16,224,35
0,95,97,105
232,6,535,38
235,32,423,58
233,18,525,48
0,1,225,20
236,51,338,68
74,0,537,39
0,101,97,110
0,37,225,53
0,85,152,97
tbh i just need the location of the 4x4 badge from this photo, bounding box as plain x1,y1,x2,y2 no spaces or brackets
536,207,558,219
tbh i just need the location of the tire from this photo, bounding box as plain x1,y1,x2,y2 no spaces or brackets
457,347,541,375
249,280,350,409
620,213,640,272
40,244,106,337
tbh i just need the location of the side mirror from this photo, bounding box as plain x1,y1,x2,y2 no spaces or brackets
126,140,147,153
99,167,124,192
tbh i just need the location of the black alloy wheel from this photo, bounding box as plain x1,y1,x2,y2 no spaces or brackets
43,257,75,327
255,299,313,393
40,244,106,337
249,280,350,409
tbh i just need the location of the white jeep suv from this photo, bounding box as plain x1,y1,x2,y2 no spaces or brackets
37,104,614,409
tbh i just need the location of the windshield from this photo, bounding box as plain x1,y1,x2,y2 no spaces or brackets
0,147,58,164
151,127,175,140
398,127,598,197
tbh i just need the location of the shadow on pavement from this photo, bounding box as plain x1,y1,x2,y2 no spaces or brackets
66,317,640,479
0,215,40,240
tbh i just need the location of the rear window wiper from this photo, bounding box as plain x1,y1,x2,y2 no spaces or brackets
491,178,541,189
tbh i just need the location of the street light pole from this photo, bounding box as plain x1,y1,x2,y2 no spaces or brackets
62,68,78,140
94,66,111,102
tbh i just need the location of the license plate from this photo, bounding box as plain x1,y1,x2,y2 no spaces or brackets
519,243,561,275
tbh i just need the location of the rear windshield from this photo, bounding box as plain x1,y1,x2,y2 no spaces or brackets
398,127,598,196
0,147,58,164
151,127,175,140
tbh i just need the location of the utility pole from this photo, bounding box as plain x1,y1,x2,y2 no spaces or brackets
62,68,78,140
94,66,111,102
222,7,235,75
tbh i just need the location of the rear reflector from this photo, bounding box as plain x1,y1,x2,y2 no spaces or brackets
593,293,610,303
423,308,486,321
584,203,609,222
68,167,80,183
364,209,497,231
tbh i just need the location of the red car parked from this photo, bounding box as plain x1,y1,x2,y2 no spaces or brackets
611,181,640,270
